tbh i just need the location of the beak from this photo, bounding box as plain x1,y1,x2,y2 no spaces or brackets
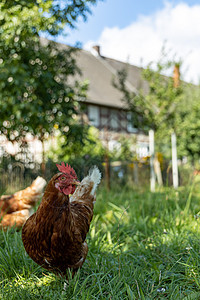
70,180,81,185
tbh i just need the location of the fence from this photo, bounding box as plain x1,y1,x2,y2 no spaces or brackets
0,157,194,194
0,161,41,193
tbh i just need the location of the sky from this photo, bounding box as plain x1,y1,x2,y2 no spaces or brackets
55,0,200,84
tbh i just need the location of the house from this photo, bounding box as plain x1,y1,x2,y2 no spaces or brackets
0,40,150,164
64,43,150,157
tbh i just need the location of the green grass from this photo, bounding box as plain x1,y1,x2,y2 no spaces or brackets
1,179,200,299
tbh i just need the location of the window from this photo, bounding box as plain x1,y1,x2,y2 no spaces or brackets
101,116,108,127
100,107,109,129
110,110,118,129
88,105,130,132
127,112,138,133
119,111,127,131
120,119,127,130
101,107,108,115
88,105,100,127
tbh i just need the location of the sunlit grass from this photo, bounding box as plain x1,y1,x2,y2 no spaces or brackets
1,182,200,298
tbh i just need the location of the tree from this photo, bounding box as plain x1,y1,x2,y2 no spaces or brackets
0,0,101,171
177,85,200,163
114,49,186,188
114,49,184,155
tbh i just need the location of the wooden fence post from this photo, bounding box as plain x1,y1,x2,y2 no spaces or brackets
149,129,156,192
133,161,138,184
171,131,178,188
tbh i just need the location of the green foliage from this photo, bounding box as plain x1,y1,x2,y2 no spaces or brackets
47,126,105,178
0,0,100,142
142,60,183,135
1,182,200,298
113,68,153,131
49,126,104,160
114,48,183,136
115,48,200,162
110,135,137,161
0,38,87,141
177,85,200,161
0,1,99,37
114,48,200,161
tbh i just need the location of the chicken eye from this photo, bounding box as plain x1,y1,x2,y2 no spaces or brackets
60,176,66,181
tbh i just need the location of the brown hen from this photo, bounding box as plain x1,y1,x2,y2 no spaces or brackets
0,176,46,230
22,163,101,277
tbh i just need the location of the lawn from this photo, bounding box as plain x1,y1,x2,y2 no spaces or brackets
1,178,200,299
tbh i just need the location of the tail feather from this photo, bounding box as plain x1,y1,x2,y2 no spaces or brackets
31,176,47,193
70,166,101,203
88,166,101,195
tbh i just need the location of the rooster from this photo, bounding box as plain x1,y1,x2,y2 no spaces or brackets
22,163,101,277
0,176,46,230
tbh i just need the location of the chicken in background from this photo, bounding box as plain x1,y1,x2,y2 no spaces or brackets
0,176,47,230
22,163,101,277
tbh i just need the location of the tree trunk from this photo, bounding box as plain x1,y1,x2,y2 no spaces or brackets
133,161,139,184
105,151,110,191
154,156,163,186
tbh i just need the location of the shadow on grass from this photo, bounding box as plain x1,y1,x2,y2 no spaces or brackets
1,184,200,298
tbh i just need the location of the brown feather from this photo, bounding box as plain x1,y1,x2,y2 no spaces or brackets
0,177,46,229
0,209,30,230
22,173,95,276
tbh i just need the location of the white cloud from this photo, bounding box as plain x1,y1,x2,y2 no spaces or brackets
84,2,200,84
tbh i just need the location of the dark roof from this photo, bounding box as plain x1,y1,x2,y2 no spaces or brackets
41,38,148,109
73,49,149,109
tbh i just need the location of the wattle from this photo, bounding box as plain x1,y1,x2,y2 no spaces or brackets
63,185,73,195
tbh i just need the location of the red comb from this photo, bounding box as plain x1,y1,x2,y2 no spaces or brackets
56,162,77,179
